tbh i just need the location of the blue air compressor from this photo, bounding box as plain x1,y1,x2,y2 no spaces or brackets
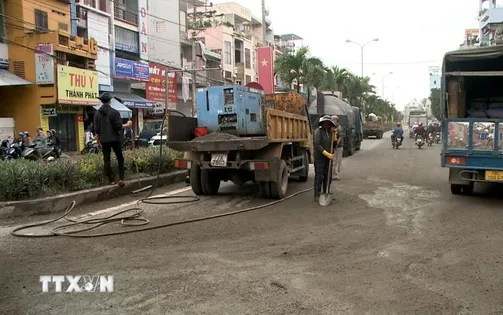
196,85,267,136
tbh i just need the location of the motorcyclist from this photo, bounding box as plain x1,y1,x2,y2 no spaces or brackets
434,123,441,133
34,126,47,146
412,121,418,133
426,123,434,135
391,122,404,144
414,122,427,141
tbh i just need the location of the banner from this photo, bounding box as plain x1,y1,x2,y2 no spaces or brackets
35,44,55,84
57,65,99,105
257,46,274,94
114,57,149,81
146,63,177,106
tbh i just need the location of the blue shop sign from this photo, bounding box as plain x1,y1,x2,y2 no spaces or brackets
114,58,149,81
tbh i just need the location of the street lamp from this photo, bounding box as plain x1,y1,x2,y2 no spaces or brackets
372,71,393,99
346,38,379,117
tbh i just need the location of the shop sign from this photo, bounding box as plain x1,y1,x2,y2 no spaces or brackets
114,58,149,81
35,44,55,84
57,65,99,105
42,107,57,117
146,63,177,104
138,0,149,60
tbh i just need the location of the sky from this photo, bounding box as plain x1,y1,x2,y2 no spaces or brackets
214,0,478,110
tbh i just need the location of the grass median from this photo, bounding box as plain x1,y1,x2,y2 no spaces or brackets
0,147,182,202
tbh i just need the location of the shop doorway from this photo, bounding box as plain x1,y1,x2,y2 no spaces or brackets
49,114,77,152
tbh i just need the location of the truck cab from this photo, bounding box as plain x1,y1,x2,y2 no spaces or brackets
441,46,503,195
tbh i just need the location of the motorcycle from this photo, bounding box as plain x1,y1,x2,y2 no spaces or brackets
415,135,425,149
434,132,441,144
392,136,403,149
81,140,100,154
427,133,434,146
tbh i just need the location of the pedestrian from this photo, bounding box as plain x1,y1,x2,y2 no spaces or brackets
93,93,132,187
313,115,336,201
331,115,344,180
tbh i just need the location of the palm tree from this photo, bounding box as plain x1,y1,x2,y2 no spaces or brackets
275,46,326,93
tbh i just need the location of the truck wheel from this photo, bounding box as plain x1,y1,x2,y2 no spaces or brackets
190,164,204,195
270,160,288,199
201,169,220,195
298,151,309,182
259,182,271,198
348,140,354,156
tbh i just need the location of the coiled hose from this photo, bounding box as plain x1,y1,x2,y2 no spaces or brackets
11,109,312,238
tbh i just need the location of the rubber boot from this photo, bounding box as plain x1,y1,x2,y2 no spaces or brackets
314,183,321,202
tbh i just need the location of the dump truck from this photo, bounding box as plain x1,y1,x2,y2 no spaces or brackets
441,45,503,195
363,113,384,139
307,90,357,157
167,84,313,199
408,110,428,138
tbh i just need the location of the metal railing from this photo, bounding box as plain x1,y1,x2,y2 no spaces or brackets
114,6,138,25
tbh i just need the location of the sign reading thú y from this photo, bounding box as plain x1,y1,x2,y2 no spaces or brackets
57,65,99,105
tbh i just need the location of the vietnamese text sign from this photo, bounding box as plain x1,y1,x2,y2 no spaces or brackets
146,63,177,105
114,57,149,81
57,65,99,105
35,44,55,84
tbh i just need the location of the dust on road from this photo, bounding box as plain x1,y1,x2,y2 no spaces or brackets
1,133,503,315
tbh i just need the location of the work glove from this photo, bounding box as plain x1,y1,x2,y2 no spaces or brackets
322,150,334,160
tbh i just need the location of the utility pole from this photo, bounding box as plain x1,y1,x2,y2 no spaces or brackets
191,0,198,117
261,0,267,45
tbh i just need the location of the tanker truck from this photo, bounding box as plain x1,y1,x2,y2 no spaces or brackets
307,90,359,157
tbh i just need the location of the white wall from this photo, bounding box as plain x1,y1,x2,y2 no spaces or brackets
88,11,111,87
148,0,180,67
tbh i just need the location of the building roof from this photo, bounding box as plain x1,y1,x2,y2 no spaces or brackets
279,34,303,41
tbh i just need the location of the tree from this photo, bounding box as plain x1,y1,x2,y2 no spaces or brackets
274,46,325,93
274,47,398,117
429,88,441,119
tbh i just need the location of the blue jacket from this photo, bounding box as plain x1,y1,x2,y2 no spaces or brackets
393,127,404,137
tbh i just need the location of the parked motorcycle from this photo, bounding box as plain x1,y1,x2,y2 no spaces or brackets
434,132,441,144
427,133,434,146
81,140,100,154
415,135,425,149
392,136,403,149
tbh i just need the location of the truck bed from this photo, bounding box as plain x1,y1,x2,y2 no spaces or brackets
167,108,312,152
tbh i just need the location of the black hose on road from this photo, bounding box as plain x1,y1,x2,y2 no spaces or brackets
10,108,312,238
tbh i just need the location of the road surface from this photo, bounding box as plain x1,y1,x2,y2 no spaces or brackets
1,131,503,315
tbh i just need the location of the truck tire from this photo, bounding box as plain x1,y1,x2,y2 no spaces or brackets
270,160,288,199
348,139,354,156
298,150,309,182
259,182,271,198
190,164,204,195
201,169,220,195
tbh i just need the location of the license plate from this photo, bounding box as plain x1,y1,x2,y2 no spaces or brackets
485,170,503,181
210,153,227,167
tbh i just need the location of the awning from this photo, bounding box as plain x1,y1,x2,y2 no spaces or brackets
0,69,32,86
113,92,154,108
94,98,133,119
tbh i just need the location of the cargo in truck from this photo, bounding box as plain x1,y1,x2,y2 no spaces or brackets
440,45,503,195
167,85,313,199
363,113,384,139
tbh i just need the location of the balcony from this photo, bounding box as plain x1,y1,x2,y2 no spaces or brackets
114,6,138,25
479,7,503,30
21,30,98,59
76,0,96,6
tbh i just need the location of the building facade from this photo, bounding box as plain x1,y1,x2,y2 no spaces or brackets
0,0,99,152
479,0,503,46
429,66,441,90
460,28,480,49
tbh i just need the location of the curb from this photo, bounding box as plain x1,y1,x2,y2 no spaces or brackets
0,170,188,219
